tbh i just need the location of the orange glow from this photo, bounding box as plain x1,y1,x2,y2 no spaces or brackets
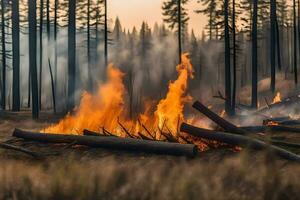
272,92,281,104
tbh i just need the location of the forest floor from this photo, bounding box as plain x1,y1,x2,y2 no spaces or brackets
0,111,300,200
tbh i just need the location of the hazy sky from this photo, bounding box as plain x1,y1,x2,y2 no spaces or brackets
109,0,206,36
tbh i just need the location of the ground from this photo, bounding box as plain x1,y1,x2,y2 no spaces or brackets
0,111,300,200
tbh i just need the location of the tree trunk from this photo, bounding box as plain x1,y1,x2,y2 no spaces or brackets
87,0,92,91
104,0,108,67
177,0,182,63
232,0,236,115
39,0,44,110
1,0,6,110
251,0,258,108
293,0,298,84
67,0,76,111
28,0,39,119
12,0,20,111
275,17,282,71
54,0,58,105
270,0,276,92
224,0,232,115
13,129,197,157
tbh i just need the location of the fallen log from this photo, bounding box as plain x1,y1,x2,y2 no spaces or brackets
256,96,300,114
192,101,247,134
180,123,300,162
267,125,300,133
0,142,41,158
270,140,300,149
83,129,103,137
13,129,197,157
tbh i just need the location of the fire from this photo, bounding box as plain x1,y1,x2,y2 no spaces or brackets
272,92,281,104
43,54,195,139
44,64,127,134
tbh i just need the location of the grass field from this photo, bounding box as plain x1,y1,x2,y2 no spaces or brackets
0,111,300,200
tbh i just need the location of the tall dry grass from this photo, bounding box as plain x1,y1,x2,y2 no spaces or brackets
0,152,299,200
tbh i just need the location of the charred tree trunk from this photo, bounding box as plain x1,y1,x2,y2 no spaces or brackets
39,0,44,110
87,0,92,91
177,0,182,63
1,0,6,110
224,0,232,115
293,0,298,84
251,0,258,109
232,0,236,115
12,0,20,111
275,17,282,71
104,0,108,67
13,129,197,157
270,0,276,92
180,123,300,162
28,0,39,118
67,0,76,111
54,0,58,102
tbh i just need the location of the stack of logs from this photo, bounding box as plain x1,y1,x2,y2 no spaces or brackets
8,100,300,162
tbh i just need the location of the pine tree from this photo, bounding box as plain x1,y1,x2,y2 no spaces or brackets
1,0,6,110
293,0,297,84
251,0,258,109
196,0,217,40
270,0,276,92
162,0,189,63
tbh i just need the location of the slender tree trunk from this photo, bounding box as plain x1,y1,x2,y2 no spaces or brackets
293,0,298,84
177,0,182,63
67,0,76,111
28,0,39,118
87,0,92,91
1,0,6,110
251,0,258,109
54,0,58,102
12,0,20,111
270,0,276,92
232,0,236,115
224,0,232,115
39,0,44,110
104,0,108,67
275,17,282,71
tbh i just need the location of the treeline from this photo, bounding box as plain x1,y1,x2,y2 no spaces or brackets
0,0,299,118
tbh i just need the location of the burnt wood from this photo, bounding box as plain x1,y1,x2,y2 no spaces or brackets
13,129,197,157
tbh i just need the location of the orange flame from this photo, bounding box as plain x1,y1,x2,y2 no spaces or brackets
43,54,195,139
272,92,281,104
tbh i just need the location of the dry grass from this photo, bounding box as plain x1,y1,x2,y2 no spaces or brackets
0,153,299,200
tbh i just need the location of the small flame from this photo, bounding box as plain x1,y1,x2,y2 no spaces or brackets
272,92,281,104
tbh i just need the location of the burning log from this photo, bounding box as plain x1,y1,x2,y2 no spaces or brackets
83,129,103,137
256,95,300,113
13,129,197,157
192,101,247,134
180,123,300,162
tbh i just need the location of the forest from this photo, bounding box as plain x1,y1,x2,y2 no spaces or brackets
1,0,300,199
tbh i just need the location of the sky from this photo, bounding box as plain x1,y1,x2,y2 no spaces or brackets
109,0,207,36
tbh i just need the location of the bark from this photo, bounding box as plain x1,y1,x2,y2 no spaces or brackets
251,0,258,108
67,0,76,111
224,0,232,115
12,0,20,111
28,0,39,118
1,0,6,110
13,129,197,157
192,101,247,134
180,123,300,162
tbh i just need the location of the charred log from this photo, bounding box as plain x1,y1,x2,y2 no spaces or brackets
192,101,247,134
180,123,300,162
13,129,197,157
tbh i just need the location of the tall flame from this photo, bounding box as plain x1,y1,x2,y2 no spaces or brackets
44,64,126,134
43,54,194,138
